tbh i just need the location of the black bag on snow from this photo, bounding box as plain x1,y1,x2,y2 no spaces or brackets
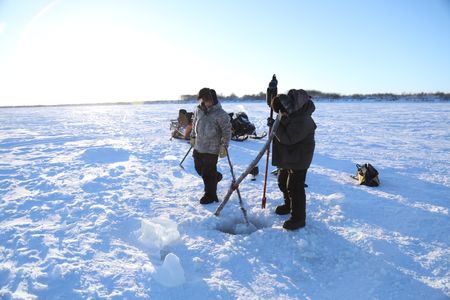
229,112,256,138
355,163,380,187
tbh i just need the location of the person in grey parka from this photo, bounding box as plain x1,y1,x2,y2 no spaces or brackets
271,89,316,230
191,88,232,204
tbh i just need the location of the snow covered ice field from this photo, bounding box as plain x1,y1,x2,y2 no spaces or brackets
0,101,449,299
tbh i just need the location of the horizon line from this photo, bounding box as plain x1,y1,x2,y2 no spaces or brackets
2,93,450,109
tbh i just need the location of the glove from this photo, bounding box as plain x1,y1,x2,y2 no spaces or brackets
267,117,275,127
190,137,195,147
219,145,227,158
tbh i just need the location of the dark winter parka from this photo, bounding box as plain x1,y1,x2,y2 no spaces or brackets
272,89,316,170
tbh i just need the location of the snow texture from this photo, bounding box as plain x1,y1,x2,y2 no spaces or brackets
0,101,449,299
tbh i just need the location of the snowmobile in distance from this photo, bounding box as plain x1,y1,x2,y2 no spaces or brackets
228,112,267,142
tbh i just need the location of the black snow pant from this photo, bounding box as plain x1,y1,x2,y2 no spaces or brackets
193,150,221,199
278,168,307,222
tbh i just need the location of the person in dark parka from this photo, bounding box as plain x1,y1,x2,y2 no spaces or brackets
271,89,316,230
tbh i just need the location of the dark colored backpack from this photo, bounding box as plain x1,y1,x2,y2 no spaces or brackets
355,163,380,187
230,112,256,137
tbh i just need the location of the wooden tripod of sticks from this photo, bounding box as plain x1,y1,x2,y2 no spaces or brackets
214,115,280,217
225,151,250,225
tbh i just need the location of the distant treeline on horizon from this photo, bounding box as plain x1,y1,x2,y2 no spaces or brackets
180,91,450,101
2,91,450,109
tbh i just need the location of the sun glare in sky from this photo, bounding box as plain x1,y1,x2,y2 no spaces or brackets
3,1,207,105
0,0,449,106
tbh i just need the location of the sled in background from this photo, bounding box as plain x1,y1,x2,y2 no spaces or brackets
170,109,193,140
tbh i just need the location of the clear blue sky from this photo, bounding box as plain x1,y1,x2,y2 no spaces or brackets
0,0,449,106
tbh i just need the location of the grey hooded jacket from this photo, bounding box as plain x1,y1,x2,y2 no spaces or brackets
191,102,231,155
272,89,316,170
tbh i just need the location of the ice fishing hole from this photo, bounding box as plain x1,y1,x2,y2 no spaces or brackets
215,217,266,235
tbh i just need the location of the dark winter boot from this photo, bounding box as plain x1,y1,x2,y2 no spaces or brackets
282,217,305,230
275,204,291,215
200,194,218,205
276,169,291,215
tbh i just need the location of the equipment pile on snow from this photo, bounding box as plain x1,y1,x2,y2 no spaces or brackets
353,163,380,186
228,112,267,141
